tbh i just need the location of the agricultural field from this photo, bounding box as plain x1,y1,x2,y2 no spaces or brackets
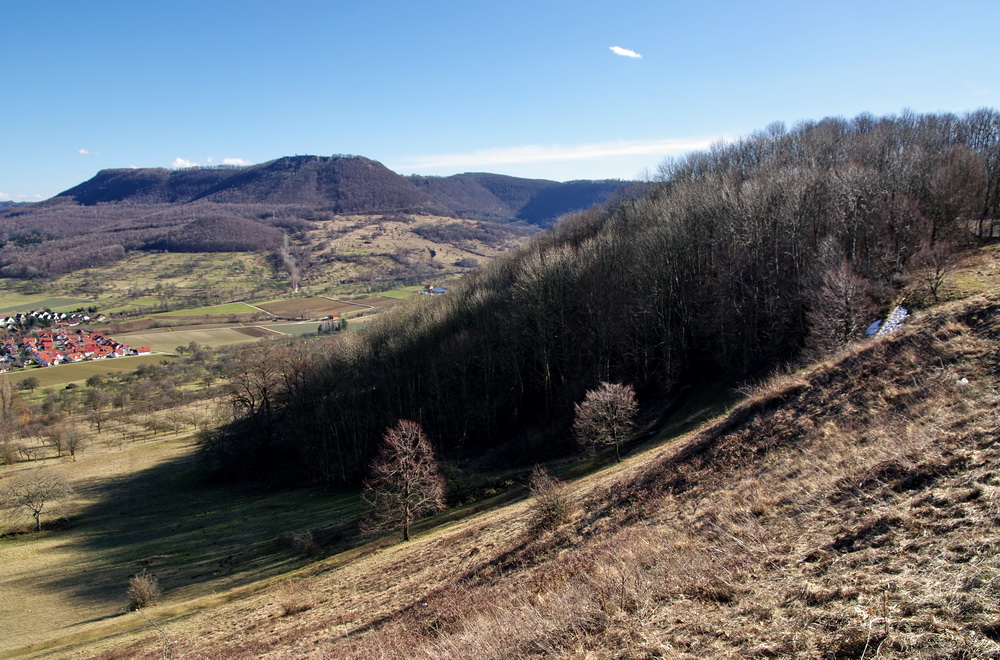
349,295,405,308
255,296,371,318
3,355,176,389
258,322,324,336
0,294,89,315
153,302,265,317
114,326,279,354
376,286,425,300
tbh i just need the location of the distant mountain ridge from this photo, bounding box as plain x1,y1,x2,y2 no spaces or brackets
0,155,633,279
56,155,635,226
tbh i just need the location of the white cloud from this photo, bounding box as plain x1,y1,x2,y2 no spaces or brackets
222,158,251,166
77,148,99,155
390,138,714,172
170,158,199,169
0,193,42,201
610,45,642,59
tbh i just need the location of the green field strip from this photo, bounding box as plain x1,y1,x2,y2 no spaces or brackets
319,295,372,309
258,322,322,336
0,296,89,315
2,355,174,388
153,302,262,317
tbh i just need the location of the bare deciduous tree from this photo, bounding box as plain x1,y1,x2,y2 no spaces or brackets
2,470,73,531
18,377,39,394
43,424,67,458
908,240,957,303
362,419,446,542
0,377,23,466
222,341,290,484
573,382,638,463
63,424,89,461
806,258,874,355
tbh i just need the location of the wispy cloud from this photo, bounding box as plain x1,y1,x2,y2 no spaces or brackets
610,45,642,59
77,148,99,155
222,158,251,166
0,192,43,201
171,158,199,169
390,138,713,172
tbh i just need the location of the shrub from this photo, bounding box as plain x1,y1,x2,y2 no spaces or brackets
126,570,161,610
529,467,572,533
276,580,315,616
289,529,319,557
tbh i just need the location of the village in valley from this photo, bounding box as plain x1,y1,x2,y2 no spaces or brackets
0,310,149,371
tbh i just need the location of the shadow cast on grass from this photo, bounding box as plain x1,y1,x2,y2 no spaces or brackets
38,446,362,615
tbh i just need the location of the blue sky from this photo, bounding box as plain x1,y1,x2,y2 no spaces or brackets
3,0,999,201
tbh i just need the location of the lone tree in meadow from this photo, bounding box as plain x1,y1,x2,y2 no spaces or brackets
573,381,638,463
362,419,446,542
2,470,73,531
18,377,39,394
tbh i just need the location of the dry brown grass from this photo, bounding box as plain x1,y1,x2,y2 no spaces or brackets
273,580,316,617
28,284,1000,656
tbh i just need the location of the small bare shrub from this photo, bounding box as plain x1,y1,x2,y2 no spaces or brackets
290,529,319,557
529,467,572,533
126,570,161,610
275,580,315,616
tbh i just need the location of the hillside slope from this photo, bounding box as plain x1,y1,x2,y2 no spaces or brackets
64,288,1000,659
51,158,630,225
0,158,630,279
216,110,1000,491
54,157,444,212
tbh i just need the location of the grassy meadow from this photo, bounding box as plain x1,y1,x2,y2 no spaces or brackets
0,434,362,655
112,327,280,354
46,286,1000,660
255,296,366,318
0,295,90,316
153,302,264,317
3,355,177,389
257,322,323,336
377,286,423,300
0,249,997,658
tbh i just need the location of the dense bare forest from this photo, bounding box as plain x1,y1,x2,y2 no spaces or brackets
202,109,1000,487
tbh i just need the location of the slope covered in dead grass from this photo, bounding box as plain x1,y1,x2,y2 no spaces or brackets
50,292,1000,659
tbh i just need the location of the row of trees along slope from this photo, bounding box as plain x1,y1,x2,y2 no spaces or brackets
203,109,1000,488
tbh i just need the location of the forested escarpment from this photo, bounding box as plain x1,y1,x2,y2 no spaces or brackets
0,203,303,277
407,173,633,225
0,157,630,278
204,110,1000,487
